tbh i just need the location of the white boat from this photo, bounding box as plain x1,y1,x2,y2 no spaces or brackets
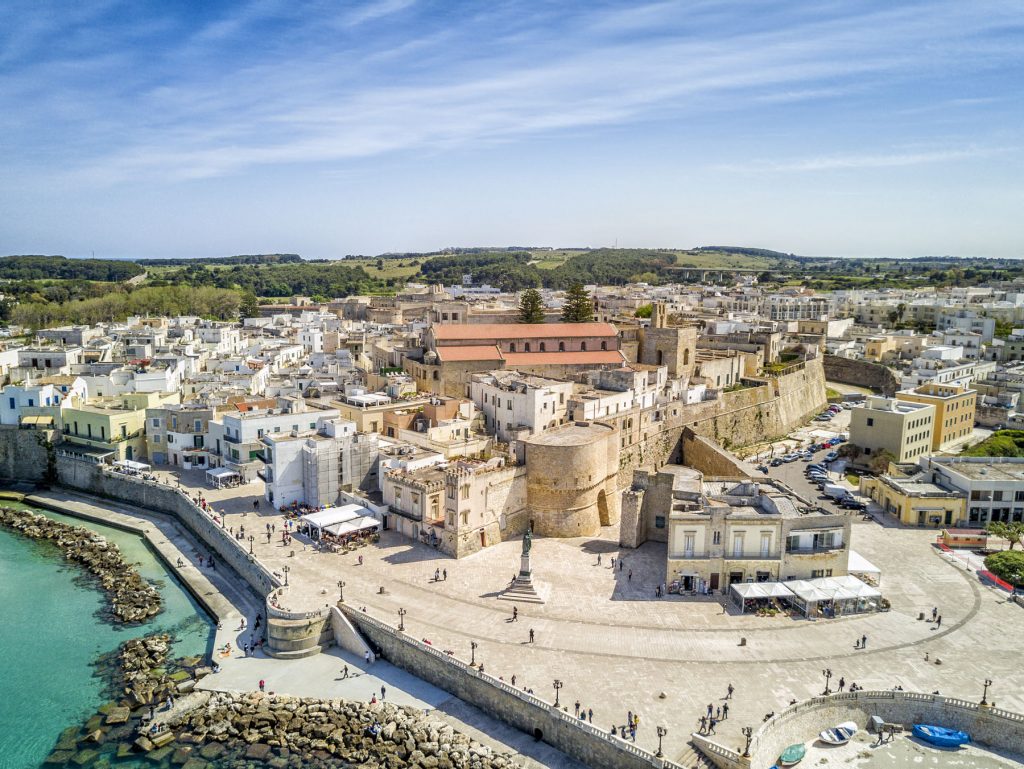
818,721,858,745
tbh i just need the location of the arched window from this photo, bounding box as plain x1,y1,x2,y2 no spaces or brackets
683,348,690,365
581,342,587,351
540,342,546,352
525,342,531,352
559,342,565,352
601,341,607,350
509,343,516,352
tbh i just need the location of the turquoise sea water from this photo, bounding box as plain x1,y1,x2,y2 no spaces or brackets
0,505,214,769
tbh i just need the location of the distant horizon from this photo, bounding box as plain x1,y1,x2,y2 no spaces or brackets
2,2,1021,259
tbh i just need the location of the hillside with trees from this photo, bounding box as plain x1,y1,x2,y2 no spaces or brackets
0,255,144,281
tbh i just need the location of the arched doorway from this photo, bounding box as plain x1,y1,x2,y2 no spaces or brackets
597,488,610,526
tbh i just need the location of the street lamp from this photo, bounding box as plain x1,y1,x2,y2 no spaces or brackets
282,565,290,586
553,679,563,708
742,726,753,758
398,608,407,632
248,535,254,554
337,580,345,602
982,678,993,706
822,668,833,695
470,641,478,666
656,726,667,758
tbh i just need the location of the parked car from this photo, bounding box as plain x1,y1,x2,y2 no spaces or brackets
783,453,801,462
756,465,769,474
825,451,839,461
835,436,848,443
822,483,849,500
770,458,784,467
840,499,866,510
814,415,832,422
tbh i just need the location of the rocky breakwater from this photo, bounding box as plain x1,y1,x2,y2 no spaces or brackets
0,505,161,622
47,633,213,767
169,692,523,769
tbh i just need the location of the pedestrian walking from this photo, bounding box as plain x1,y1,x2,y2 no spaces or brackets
512,606,518,621
254,499,260,512
936,615,942,628
619,559,623,572
266,523,271,533
727,683,734,699
365,650,371,664
838,677,845,692
722,703,729,719
511,675,516,686
627,710,633,726
715,706,721,720
699,715,707,733
707,703,713,717
443,569,447,581
932,606,938,621
708,717,717,735
574,700,580,717
610,556,615,569
861,634,867,648
628,569,632,581
529,628,535,643
259,679,265,692
629,725,636,742
342,665,349,679
588,708,593,723
434,568,440,582
597,553,602,565
381,685,386,700
255,613,262,630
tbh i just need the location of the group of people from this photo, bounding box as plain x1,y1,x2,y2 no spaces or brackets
613,710,641,741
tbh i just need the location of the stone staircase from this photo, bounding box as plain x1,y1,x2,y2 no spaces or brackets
675,740,717,769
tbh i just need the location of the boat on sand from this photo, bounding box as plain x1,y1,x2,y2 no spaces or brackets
818,721,857,745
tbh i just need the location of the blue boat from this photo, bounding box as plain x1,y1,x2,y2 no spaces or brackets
913,724,970,748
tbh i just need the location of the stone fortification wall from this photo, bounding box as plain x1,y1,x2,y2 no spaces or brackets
681,430,751,476
823,354,898,396
0,425,54,482
56,457,279,598
346,608,684,769
732,690,1024,769
614,358,827,489
525,422,620,537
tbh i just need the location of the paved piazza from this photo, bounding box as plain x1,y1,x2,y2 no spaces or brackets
160,467,1024,762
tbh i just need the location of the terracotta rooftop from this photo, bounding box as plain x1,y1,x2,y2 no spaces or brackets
502,350,626,366
432,322,617,341
436,345,503,363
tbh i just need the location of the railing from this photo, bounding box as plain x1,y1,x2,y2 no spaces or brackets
266,586,329,620
786,545,841,555
347,608,689,768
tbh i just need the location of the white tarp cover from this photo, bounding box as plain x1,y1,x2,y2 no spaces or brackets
785,580,835,603
847,550,882,577
731,582,795,600
830,574,882,598
299,504,364,531
324,515,380,536
206,467,238,479
116,460,151,471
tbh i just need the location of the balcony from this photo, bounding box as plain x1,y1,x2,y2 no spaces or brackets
726,550,781,560
786,545,842,555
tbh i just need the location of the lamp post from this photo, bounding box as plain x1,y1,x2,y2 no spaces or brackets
337,580,345,602
982,678,993,706
470,641,478,666
822,667,833,695
656,726,667,758
398,608,407,632
248,535,254,554
742,726,753,757
282,565,290,586
553,679,563,708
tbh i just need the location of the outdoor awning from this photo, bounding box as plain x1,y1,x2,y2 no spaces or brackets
299,504,365,530
731,582,795,600
207,467,239,480
21,415,54,425
324,515,380,536
115,459,151,472
847,550,881,577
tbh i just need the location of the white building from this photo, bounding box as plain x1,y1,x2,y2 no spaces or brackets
469,372,573,443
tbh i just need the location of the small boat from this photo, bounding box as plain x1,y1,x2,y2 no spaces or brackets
778,743,806,765
818,721,858,745
913,724,970,748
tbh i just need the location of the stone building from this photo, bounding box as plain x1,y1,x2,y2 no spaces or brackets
636,303,697,380
622,465,851,592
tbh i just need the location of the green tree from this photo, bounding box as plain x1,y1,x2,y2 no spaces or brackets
634,304,653,319
984,550,1024,586
560,282,594,323
517,288,545,323
239,291,259,318
986,521,1024,550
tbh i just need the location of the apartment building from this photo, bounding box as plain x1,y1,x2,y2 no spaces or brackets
663,468,851,592
63,391,179,462
896,383,977,451
470,372,573,442
859,473,966,528
849,396,935,464
920,456,1024,525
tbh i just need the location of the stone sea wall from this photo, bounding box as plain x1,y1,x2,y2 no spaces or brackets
0,424,55,483
823,354,898,396
56,458,280,598
0,505,161,622
346,608,683,769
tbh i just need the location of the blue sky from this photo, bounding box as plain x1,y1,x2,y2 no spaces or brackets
1,0,1022,259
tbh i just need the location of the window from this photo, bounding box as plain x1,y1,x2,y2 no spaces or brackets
559,342,565,351
540,342,546,352
461,485,470,500
655,515,666,529
760,533,771,557
601,341,608,350
866,418,874,426
712,531,721,545
683,533,694,556
195,420,203,431
167,434,174,443
509,343,516,352
153,435,161,444
7,398,14,409
152,417,161,428
732,533,744,557
525,342,531,352
581,342,587,351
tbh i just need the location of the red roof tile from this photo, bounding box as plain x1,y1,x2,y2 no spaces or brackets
432,322,617,341
436,345,503,362
502,350,626,366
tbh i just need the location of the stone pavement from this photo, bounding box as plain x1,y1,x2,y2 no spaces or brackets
143,467,1024,763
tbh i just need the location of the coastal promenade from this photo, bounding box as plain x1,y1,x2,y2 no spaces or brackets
126,465,1024,763
24,488,583,769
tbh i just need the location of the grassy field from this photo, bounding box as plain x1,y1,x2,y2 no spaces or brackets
341,258,427,280
670,250,781,270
